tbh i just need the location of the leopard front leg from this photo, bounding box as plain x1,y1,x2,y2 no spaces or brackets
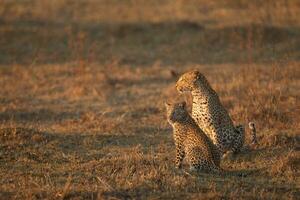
175,144,185,169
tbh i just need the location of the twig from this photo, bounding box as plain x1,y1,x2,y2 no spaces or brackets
96,176,114,191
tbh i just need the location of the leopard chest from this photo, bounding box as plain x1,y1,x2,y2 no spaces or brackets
173,127,201,148
192,102,220,127
173,128,186,145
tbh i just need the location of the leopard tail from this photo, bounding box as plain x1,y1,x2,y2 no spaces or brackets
248,122,257,145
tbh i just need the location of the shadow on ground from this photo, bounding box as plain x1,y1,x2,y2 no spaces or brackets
1,18,299,65
0,109,77,122
0,126,171,162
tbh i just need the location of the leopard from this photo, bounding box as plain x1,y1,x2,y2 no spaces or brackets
176,70,257,155
165,101,222,173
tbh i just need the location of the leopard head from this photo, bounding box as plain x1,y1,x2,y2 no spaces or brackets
165,101,188,124
176,70,211,93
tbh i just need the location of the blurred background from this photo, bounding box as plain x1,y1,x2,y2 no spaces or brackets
1,0,299,66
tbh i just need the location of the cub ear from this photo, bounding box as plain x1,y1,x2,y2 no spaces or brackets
179,101,186,108
165,101,171,107
194,70,201,79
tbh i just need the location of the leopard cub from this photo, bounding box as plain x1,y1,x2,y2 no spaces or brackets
165,101,221,172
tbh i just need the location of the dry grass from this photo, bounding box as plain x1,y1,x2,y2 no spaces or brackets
0,0,299,199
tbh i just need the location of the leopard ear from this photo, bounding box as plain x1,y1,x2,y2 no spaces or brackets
194,71,201,79
165,101,171,107
179,101,186,108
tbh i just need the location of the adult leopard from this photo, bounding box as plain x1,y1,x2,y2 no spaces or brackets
176,70,256,155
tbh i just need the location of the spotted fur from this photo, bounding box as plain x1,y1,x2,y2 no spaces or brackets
176,70,247,155
249,122,257,145
165,101,221,172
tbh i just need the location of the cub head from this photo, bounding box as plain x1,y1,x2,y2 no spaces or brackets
165,101,188,124
176,70,210,93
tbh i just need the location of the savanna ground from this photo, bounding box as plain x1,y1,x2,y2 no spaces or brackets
0,0,299,199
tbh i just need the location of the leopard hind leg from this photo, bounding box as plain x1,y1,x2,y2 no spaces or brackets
231,125,245,154
186,147,215,173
